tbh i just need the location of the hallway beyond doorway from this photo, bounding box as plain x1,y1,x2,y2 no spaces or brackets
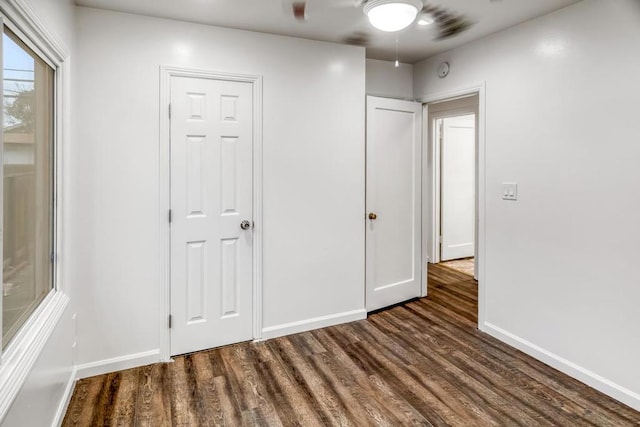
439,257,474,277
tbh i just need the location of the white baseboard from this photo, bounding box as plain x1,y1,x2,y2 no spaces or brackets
260,309,367,341
52,366,77,427
482,322,640,412
76,349,160,380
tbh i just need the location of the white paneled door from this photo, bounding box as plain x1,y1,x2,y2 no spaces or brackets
366,96,422,312
440,115,475,261
170,76,253,356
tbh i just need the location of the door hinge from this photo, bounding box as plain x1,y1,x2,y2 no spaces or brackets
168,103,172,119
168,209,172,223
50,252,56,263
439,235,443,244
168,315,172,329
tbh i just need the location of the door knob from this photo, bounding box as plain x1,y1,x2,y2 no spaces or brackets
368,212,377,220
240,220,251,230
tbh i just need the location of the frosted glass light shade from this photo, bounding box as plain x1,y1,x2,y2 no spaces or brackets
364,0,422,32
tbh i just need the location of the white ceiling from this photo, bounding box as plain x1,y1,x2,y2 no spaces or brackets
74,0,581,63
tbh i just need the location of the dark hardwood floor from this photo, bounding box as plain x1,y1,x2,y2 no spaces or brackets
63,264,640,426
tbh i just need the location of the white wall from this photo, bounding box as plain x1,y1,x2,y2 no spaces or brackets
1,0,76,425
366,58,413,99
73,7,365,371
1,309,74,426
415,0,640,410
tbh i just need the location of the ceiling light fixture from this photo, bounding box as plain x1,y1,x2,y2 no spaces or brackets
363,0,423,32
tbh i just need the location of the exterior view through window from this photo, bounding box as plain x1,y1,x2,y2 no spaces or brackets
2,28,54,348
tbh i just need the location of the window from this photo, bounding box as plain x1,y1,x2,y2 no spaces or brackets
2,27,54,349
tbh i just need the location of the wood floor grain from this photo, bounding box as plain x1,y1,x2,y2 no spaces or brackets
63,265,640,426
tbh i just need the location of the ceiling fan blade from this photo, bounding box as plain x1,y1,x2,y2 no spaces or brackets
422,4,473,40
281,0,308,21
292,2,307,21
435,17,472,40
341,31,372,46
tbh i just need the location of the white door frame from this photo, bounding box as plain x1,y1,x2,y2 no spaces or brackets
159,66,263,361
418,82,486,328
430,105,478,265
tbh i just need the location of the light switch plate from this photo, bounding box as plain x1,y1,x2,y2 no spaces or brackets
502,182,518,200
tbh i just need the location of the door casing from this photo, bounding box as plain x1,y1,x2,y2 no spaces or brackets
418,83,486,328
428,98,479,267
159,66,263,362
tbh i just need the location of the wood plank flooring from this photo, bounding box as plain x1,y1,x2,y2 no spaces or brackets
63,264,640,426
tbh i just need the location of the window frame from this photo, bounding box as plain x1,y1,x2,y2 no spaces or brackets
0,0,70,421
2,24,56,349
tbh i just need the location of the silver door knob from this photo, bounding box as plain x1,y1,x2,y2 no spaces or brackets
240,220,251,230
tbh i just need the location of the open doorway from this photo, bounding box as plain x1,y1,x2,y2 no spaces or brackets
426,95,479,280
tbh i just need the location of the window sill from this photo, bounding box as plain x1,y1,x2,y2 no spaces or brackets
0,289,69,422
